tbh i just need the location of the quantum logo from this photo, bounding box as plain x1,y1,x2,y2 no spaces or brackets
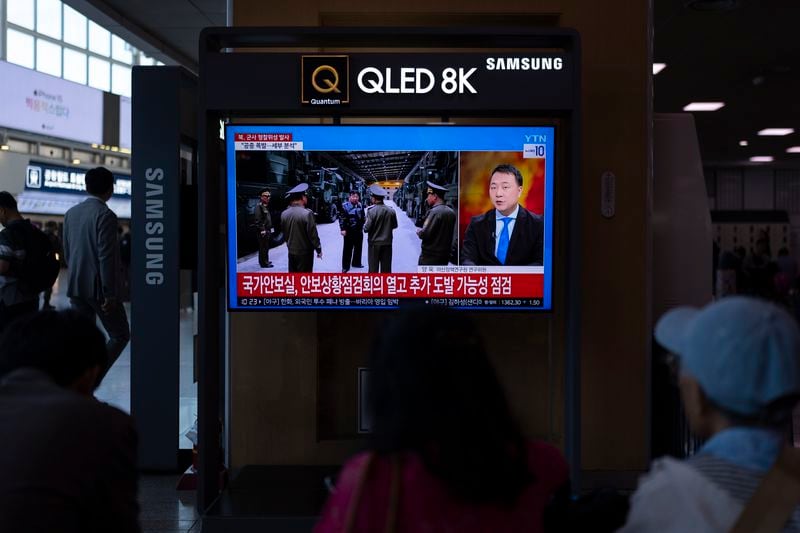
302,55,349,105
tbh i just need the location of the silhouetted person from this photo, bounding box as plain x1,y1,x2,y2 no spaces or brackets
41,220,63,310
315,307,568,533
0,310,139,533
63,167,130,383
0,191,40,330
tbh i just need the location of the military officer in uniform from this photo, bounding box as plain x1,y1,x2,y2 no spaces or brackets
254,188,274,268
363,184,397,273
416,181,456,265
339,191,365,273
280,183,322,272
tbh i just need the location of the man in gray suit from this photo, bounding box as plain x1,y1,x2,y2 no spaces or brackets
63,167,130,383
0,310,140,533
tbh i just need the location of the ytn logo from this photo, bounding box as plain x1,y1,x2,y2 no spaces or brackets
26,166,42,188
301,56,349,105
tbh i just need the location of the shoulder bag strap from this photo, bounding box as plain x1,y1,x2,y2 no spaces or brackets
730,445,800,533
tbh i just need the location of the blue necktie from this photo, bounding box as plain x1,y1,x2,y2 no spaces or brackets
496,217,511,265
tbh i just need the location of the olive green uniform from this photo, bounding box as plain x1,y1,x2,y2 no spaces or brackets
281,205,321,272
254,202,273,267
363,203,397,273
418,203,456,265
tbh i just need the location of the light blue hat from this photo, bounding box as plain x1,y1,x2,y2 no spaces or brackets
655,296,800,416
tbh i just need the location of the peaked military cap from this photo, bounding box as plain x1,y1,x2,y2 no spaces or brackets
285,182,309,198
426,181,447,198
369,183,388,198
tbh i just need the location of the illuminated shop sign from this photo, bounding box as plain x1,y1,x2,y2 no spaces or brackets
0,60,103,145
25,162,131,198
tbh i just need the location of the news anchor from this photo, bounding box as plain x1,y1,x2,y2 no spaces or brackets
460,164,543,266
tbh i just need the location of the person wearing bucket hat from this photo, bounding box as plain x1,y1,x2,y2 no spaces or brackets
619,296,800,532
363,184,397,273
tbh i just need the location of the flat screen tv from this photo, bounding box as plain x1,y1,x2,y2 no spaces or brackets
226,124,555,310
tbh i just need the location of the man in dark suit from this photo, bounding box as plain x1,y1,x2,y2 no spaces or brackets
63,167,129,384
461,164,544,266
0,310,139,533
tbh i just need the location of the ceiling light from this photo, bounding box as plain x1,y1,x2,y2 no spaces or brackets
72,158,80,164
750,156,774,162
758,128,794,136
683,102,725,111
653,63,667,75
739,140,748,147
0,145,9,151
787,147,800,153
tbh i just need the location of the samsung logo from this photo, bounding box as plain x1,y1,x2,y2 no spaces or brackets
485,57,564,71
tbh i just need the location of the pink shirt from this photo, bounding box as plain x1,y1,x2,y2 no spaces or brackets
315,441,568,533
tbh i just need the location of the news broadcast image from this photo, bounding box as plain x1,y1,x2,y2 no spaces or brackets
227,125,554,310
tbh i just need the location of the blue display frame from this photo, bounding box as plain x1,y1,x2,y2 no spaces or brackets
227,124,555,310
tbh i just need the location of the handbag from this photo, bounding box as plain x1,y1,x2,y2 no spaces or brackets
343,453,400,533
730,445,800,533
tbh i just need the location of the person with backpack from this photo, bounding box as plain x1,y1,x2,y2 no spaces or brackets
63,167,130,385
0,192,59,332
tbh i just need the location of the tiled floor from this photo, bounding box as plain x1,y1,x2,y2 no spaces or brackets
139,475,200,533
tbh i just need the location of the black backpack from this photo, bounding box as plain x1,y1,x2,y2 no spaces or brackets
14,222,61,294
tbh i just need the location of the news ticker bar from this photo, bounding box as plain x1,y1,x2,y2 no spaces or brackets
237,272,543,299
237,297,544,309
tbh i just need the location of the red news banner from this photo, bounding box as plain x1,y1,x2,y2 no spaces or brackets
238,273,543,298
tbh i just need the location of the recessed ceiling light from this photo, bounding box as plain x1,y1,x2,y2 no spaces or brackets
739,140,748,147
758,128,794,136
683,102,725,111
653,63,667,75
72,159,80,165
787,147,800,153
750,156,774,162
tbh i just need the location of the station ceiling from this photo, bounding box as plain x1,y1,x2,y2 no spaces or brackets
62,0,798,167
655,0,800,167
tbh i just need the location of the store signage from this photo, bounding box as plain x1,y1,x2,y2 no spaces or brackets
295,53,571,108
25,161,131,198
0,60,103,145
120,96,132,149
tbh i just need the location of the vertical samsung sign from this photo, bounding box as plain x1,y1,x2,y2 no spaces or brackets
131,67,181,470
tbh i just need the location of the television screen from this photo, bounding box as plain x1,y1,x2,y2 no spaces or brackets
227,124,554,310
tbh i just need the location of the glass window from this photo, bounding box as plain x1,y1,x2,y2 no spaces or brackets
7,0,35,30
63,4,87,48
111,35,133,64
111,64,131,97
139,54,156,66
63,48,87,84
36,0,62,39
88,20,110,56
7,29,35,68
36,39,62,77
88,56,110,91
